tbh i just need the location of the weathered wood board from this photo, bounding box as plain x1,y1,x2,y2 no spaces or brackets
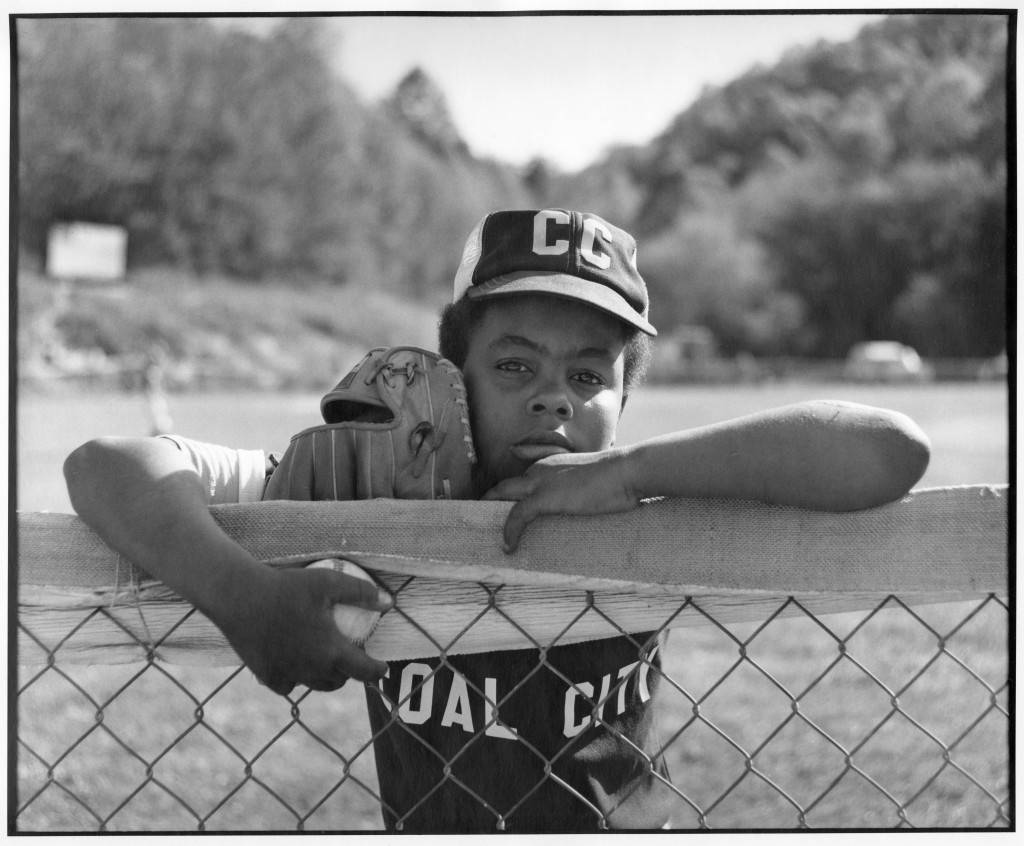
16,486,1008,665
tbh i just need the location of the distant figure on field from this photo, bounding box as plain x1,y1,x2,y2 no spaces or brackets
142,345,173,436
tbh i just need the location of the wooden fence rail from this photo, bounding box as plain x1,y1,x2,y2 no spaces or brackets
16,486,1008,665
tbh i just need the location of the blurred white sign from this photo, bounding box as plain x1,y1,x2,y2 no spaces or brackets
46,222,128,281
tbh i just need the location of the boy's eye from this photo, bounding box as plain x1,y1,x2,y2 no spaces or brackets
573,371,605,387
496,359,530,374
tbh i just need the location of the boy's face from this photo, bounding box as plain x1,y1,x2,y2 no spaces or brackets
461,294,627,493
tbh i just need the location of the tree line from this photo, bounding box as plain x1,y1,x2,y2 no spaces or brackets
17,14,1008,357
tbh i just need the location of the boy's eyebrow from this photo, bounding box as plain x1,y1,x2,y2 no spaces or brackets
489,334,618,362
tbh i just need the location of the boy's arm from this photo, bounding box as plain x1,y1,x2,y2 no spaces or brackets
484,401,931,553
63,436,392,694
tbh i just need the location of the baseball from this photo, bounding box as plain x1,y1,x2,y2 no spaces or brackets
307,558,384,646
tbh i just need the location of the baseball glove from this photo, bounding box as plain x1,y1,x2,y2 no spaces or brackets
263,346,477,502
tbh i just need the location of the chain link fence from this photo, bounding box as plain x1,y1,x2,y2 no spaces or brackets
15,578,1010,832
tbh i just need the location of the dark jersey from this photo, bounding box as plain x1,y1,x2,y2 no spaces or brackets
365,632,674,832
249,434,675,832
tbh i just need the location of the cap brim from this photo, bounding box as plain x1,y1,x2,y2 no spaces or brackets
465,271,657,336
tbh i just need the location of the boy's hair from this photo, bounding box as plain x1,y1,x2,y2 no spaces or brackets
438,296,654,394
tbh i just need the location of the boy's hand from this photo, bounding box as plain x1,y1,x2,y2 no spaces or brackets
218,565,393,696
482,449,639,554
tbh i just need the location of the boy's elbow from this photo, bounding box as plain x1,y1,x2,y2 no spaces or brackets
869,412,931,505
64,436,174,510
823,407,930,511
890,412,931,486
65,437,105,486
64,436,121,482
64,437,120,505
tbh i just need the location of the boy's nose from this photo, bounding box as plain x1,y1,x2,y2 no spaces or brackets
529,388,573,419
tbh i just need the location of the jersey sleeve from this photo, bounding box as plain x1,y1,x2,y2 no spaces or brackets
159,435,271,504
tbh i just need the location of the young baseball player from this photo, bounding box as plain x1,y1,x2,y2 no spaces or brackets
63,208,931,832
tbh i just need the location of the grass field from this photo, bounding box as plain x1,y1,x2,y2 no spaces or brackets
14,382,1010,831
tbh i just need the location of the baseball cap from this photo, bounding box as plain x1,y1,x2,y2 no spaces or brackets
452,209,656,336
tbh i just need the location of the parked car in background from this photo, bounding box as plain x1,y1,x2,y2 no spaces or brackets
843,341,933,383
977,351,1008,381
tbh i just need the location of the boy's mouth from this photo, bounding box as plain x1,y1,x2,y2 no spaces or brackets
510,432,573,463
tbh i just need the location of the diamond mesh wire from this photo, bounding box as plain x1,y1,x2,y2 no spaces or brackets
15,584,1010,832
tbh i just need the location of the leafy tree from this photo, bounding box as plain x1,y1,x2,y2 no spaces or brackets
641,209,805,354
17,11,1008,358
742,160,916,356
604,13,1007,355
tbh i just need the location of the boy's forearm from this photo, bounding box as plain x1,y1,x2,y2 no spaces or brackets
63,437,271,629
63,437,392,692
623,401,930,511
